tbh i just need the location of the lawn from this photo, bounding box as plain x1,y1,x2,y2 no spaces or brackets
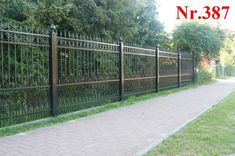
0,81,214,138
146,91,235,156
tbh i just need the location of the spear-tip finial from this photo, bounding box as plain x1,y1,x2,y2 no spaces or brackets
50,24,56,32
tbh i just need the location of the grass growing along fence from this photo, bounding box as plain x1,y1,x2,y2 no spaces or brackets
146,90,235,156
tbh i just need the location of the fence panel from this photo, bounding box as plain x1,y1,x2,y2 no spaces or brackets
123,46,156,96
181,53,194,84
56,34,120,114
0,26,50,127
159,51,179,89
0,25,195,127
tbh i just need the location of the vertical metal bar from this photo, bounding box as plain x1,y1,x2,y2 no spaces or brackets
99,51,102,80
26,37,29,87
134,55,136,77
20,42,23,86
103,52,106,79
1,35,3,87
68,43,70,82
178,52,181,87
59,32,62,83
105,52,108,79
49,25,58,116
90,50,93,79
72,44,77,82
64,42,67,82
192,52,196,83
58,48,61,83
89,50,91,80
79,48,81,81
31,44,34,86
7,31,10,85
14,33,17,85
72,43,75,81
37,37,39,84
96,51,98,80
156,48,160,92
42,46,45,84
76,48,78,81
82,50,84,81
119,41,124,101
85,50,88,80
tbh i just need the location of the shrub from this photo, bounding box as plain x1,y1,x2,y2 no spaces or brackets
196,69,213,82
195,62,213,82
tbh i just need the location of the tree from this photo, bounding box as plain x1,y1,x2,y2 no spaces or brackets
0,0,35,22
34,0,73,26
0,0,166,46
220,31,235,65
134,0,164,45
172,22,225,62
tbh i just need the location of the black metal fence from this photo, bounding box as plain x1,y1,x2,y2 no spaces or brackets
0,24,195,127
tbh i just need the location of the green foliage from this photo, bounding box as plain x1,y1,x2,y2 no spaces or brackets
225,65,235,76
196,69,213,83
216,64,235,77
173,22,225,62
0,0,35,22
196,63,213,82
0,0,166,46
219,31,235,66
34,0,73,26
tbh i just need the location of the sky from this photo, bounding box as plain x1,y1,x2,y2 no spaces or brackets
157,0,235,32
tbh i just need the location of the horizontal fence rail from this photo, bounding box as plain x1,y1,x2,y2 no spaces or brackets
0,24,195,127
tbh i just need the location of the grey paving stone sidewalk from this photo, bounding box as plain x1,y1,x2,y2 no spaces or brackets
0,78,235,156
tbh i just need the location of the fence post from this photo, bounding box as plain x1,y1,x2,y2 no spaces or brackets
192,52,196,83
119,40,124,101
49,24,58,116
178,52,181,87
156,48,160,92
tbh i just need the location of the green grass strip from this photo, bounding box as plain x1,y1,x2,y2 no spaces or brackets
146,90,235,156
0,81,214,138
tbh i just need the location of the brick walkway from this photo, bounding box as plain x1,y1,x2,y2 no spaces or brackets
0,78,235,156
